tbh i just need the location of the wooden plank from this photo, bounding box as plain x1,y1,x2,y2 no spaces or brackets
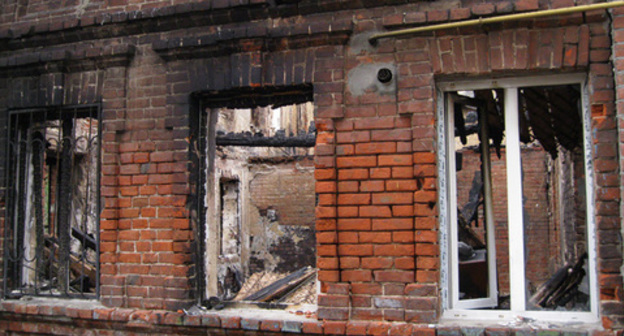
243,266,315,302
44,238,96,291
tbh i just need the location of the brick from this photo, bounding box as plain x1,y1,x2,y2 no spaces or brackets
414,190,437,203
472,3,495,16
359,205,392,217
393,205,414,217
413,152,436,164
515,0,539,11
372,129,411,141
427,10,449,22
374,244,414,256
338,231,358,243
319,194,337,205
379,154,413,166
359,231,392,243
317,181,337,193
372,218,413,230
338,206,359,217
338,193,371,205
395,257,415,269
361,257,393,269
317,232,338,244
340,257,360,268
450,8,471,21
318,257,339,269
315,168,337,180
386,180,418,191
318,270,340,282
416,270,439,283
339,244,373,256
337,144,355,155
370,167,391,179
375,270,414,282
354,117,395,130
319,295,350,307
321,283,350,294
241,318,260,330
415,230,437,243
405,297,436,310
393,166,414,178
338,218,371,231
317,206,337,218
337,156,377,168
355,142,397,155
302,321,324,334
372,192,413,205
360,180,385,192
337,131,370,143
324,321,347,334
339,169,369,180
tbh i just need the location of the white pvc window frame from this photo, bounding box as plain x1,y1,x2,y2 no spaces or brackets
446,93,498,310
437,74,599,323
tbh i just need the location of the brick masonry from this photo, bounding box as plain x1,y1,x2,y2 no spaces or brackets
0,0,622,335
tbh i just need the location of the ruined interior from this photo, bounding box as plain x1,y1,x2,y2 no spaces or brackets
4,107,99,297
201,93,316,307
449,84,590,311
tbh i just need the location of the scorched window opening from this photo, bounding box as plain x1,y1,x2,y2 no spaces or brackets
3,105,100,299
193,87,317,310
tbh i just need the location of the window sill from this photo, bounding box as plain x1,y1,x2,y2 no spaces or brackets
186,302,317,321
440,310,603,331
0,298,321,334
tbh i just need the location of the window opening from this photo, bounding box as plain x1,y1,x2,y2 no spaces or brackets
439,75,597,322
195,87,316,309
4,105,100,298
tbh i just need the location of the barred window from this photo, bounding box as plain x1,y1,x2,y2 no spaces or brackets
4,105,100,298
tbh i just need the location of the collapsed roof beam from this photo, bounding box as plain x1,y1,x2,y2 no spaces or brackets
216,132,316,147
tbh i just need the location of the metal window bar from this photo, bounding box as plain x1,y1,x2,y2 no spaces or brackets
3,104,100,299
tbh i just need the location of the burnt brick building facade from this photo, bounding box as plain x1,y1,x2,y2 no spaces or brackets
0,0,623,335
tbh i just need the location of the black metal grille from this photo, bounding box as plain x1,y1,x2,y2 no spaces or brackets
3,105,100,298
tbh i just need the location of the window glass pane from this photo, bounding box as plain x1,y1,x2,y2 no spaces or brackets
452,90,510,309
518,85,590,312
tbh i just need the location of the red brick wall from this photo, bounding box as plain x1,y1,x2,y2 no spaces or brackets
0,0,621,334
249,159,315,227
248,158,316,274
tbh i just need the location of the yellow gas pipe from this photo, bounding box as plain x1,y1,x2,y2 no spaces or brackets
369,1,624,44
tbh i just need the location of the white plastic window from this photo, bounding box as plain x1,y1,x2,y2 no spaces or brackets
438,75,598,323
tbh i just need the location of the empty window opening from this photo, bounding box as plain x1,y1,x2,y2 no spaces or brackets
196,87,316,309
440,76,597,322
4,106,100,298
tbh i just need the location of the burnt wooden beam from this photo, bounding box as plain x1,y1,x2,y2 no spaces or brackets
529,253,587,308
56,117,74,293
243,266,315,302
44,237,96,291
216,131,315,147
71,227,97,251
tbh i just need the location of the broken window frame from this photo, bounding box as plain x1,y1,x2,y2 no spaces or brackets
3,104,101,299
191,86,316,308
437,74,599,323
